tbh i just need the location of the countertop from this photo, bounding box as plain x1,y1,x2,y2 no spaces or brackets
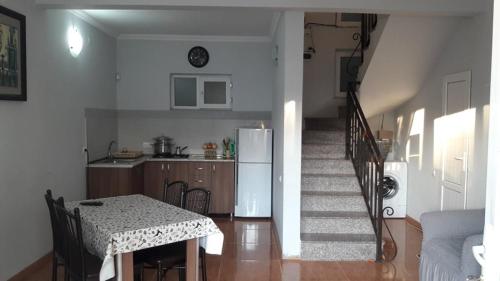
88,154,235,168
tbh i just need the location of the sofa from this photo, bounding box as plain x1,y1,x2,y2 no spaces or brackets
419,209,485,281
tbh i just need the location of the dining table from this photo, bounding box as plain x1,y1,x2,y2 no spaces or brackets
65,194,224,281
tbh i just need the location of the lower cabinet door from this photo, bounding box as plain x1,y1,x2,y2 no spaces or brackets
87,167,118,199
210,162,235,214
87,167,142,199
166,162,189,184
144,162,166,201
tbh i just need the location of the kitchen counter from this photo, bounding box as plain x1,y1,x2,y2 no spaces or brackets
88,155,235,168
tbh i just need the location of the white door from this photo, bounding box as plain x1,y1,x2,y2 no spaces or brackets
441,71,471,211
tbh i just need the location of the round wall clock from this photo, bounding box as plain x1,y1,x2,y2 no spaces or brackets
188,46,209,68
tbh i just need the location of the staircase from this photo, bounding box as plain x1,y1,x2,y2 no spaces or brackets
300,119,377,260
300,14,386,261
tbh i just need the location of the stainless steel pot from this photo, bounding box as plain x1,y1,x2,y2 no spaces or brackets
153,136,173,155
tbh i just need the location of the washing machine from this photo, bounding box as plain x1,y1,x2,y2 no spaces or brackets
382,161,408,218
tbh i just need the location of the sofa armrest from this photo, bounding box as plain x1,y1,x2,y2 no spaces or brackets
461,234,483,278
420,209,485,244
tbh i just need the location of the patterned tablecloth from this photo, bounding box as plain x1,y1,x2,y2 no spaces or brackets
65,194,223,281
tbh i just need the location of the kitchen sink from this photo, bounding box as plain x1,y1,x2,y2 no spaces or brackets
99,158,139,164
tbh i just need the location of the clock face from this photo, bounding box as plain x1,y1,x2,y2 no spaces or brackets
188,46,209,68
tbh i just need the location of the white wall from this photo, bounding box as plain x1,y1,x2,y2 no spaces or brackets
115,39,274,152
117,110,270,154
360,15,459,118
85,108,118,161
392,10,492,221
367,111,395,135
483,0,500,277
117,39,273,111
0,2,117,279
303,13,359,118
272,11,304,258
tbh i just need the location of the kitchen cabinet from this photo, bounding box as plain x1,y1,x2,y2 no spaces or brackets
140,159,235,214
209,162,235,214
188,162,212,188
143,161,189,200
144,162,165,200
171,74,232,110
187,161,235,214
87,164,144,199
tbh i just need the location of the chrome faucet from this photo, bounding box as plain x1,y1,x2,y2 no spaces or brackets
107,140,116,160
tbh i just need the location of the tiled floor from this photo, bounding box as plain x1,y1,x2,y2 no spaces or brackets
22,218,422,281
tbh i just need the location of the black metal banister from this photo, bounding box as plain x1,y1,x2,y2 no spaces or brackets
346,90,383,164
343,13,389,262
345,89,385,262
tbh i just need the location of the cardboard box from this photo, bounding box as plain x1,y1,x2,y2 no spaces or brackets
376,130,393,140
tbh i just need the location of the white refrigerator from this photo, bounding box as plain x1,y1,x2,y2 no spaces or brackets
235,128,273,217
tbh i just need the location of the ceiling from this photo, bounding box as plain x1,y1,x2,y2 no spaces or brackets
81,9,277,37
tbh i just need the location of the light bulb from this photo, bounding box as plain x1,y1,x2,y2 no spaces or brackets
67,25,83,57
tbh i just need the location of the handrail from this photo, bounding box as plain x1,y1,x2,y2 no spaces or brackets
346,90,383,164
343,13,395,263
345,88,385,262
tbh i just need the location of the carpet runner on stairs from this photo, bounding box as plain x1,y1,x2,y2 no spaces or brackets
301,121,376,261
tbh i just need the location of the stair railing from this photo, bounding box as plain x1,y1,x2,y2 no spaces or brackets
345,88,384,262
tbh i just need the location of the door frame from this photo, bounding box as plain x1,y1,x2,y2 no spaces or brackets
440,70,472,210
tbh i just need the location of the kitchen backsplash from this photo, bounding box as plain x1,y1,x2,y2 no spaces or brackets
116,110,271,155
85,108,118,161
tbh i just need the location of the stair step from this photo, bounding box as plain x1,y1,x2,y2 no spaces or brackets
301,159,355,175
301,194,367,212
301,233,376,242
301,174,360,192
301,240,377,261
304,118,346,131
301,191,361,196
301,216,374,235
302,130,345,144
301,211,369,218
302,144,345,159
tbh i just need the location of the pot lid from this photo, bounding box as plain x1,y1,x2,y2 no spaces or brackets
153,135,172,142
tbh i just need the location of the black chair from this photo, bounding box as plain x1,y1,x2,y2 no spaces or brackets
45,190,65,281
182,188,211,281
53,200,102,281
136,188,211,281
183,188,211,216
163,180,188,208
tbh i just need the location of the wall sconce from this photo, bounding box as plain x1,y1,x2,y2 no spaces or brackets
67,25,83,57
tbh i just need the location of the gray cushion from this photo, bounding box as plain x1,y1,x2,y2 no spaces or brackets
461,234,483,278
421,210,485,244
422,237,464,273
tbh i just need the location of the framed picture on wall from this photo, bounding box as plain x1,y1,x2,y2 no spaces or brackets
336,13,362,27
335,50,362,97
0,6,27,101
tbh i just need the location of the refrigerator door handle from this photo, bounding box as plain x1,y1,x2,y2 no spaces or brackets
235,163,239,205
235,129,239,163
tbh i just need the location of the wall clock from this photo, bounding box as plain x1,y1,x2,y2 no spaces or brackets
188,46,209,68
